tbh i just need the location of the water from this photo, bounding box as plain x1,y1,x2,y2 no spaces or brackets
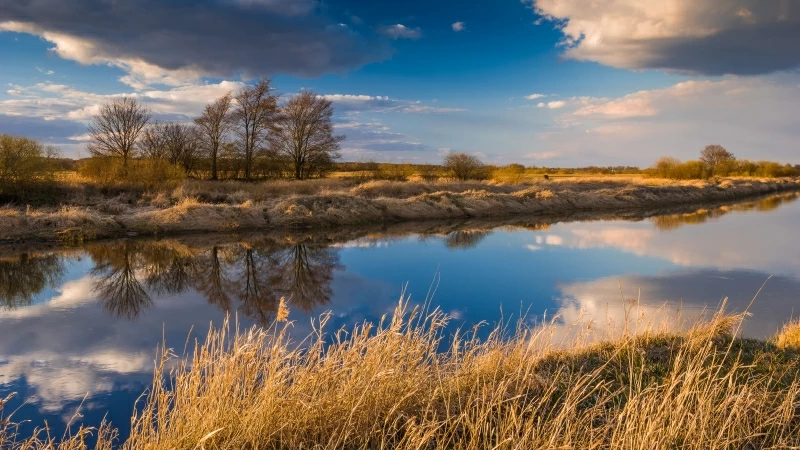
1,192,799,441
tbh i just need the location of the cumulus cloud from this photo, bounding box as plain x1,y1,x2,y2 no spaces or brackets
538,100,566,109
0,0,388,88
452,22,466,32
525,93,547,100
0,81,244,122
379,24,423,40
528,0,800,75
534,74,800,165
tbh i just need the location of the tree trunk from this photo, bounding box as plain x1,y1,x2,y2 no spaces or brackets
211,146,218,181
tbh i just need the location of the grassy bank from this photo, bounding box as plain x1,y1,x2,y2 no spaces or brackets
2,302,800,449
1,176,799,243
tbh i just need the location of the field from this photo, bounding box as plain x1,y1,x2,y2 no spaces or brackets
0,176,798,244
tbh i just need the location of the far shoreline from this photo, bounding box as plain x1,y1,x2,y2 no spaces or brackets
1,176,798,245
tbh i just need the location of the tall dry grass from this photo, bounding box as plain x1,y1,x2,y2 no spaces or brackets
2,300,800,449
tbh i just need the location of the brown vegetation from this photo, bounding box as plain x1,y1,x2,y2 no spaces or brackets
650,145,799,180
2,302,800,449
1,176,799,243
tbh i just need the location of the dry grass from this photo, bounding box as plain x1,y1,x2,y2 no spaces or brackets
2,301,800,449
776,319,800,350
1,177,799,243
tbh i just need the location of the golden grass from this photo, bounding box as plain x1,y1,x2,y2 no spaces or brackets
2,301,800,449
776,319,800,350
1,177,798,243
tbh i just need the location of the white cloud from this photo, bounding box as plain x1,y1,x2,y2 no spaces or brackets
0,80,244,122
36,67,55,75
378,24,422,40
533,74,800,165
451,22,466,32
525,93,547,100
320,94,465,114
527,0,800,75
538,100,566,109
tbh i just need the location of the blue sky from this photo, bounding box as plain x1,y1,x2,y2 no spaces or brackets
1,0,799,166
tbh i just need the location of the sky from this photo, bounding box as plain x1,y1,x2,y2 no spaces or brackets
0,0,799,166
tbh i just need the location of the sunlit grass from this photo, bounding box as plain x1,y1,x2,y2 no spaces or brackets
2,300,800,449
3,177,798,243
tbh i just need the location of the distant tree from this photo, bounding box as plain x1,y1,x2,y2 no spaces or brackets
232,78,278,181
700,145,735,175
270,91,344,180
195,93,234,180
652,156,681,178
87,97,151,172
0,134,58,187
444,152,484,181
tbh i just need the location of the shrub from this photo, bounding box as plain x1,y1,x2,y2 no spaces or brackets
377,163,416,181
444,153,484,181
0,134,60,203
492,163,526,184
79,157,185,190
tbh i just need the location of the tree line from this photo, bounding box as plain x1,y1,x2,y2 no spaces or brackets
651,145,799,180
86,77,344,181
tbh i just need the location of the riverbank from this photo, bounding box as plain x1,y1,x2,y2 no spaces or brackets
1,177,798,244
2,302,800,449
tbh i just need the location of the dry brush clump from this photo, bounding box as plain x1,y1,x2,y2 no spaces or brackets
2,301,800,450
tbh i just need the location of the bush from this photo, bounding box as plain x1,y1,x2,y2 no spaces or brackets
0,135,58,184
0,134,60,203
444,153,484,181
377,163,416,181
79,157,185,190
492,163,526,184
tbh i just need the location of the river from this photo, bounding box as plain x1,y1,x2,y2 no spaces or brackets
1,192,799,441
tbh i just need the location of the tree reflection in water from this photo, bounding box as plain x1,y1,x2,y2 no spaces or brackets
650,192,800,231
444,231,491,250
79,238,342,323
0,253,65,309
5,191,797,320
88,241,153,320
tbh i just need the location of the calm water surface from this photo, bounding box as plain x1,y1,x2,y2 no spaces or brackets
1,192,800,440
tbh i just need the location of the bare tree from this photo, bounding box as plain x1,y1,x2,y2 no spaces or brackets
444,152,484,181
700,145,735,174
232,78,278,180
195,93,234,180
139,121,168,160
162,123,202,175
270,91,343,180
88,97,151,171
